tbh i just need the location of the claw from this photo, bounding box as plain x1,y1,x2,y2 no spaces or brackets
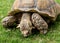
16,24,20,28
40,29,48,34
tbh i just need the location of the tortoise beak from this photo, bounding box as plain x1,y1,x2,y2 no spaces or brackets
22,30,30,37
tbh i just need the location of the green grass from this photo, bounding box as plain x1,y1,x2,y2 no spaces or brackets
0,0,60,43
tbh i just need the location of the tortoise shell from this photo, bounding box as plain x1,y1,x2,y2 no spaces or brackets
8,0,60,21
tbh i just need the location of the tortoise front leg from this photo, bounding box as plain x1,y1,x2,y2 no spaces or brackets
2,16,16,28
31,13,48,34
17,13,33,37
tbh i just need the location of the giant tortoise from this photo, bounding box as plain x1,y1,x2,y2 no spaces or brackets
2,0,60,37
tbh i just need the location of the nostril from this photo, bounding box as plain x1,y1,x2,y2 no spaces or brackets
26,32,29,35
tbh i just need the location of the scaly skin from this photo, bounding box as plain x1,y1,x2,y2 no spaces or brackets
2,13,22,28
2,16,16,27
31,13,48,34
17,13,33,37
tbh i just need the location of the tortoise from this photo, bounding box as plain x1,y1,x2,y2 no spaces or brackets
2,0,60,37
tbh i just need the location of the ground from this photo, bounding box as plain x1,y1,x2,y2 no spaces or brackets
0,0,60,43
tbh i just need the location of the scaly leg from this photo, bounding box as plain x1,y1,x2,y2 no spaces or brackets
31,13,48,34
2,16,16,28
